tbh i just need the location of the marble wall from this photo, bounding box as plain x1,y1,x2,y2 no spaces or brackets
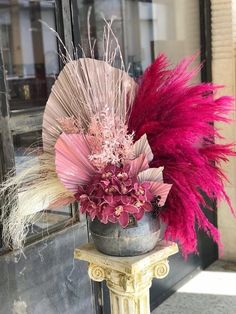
211,0,236,261
0,223,94,314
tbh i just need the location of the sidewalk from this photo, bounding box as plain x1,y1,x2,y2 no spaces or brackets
152,261,236,314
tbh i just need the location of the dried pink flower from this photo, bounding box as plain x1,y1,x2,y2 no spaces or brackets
57,116,82,134
87,114,134,169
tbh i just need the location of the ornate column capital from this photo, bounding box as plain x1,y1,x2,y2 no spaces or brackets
75,241,178,314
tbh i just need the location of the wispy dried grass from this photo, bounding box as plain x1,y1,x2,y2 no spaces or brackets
0,153,74,248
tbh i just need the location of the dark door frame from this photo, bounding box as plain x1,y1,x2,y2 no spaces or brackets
200,0,212,83
198,0,218,269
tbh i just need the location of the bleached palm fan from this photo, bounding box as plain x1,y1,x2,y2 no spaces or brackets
0,55,137,248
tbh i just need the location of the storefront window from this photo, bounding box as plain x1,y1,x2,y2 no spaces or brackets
0,0,59,110
76,0,200,79
0,1,70,245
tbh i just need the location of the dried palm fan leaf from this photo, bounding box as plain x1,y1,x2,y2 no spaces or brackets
0,22,137,249
43,58,137,152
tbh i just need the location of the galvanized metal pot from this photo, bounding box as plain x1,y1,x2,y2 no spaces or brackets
89,211,161,256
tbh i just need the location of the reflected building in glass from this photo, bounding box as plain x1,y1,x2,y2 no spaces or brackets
0,0,58,110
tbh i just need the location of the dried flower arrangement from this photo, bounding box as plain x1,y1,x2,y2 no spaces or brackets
56,121,171,228
0,20,235,257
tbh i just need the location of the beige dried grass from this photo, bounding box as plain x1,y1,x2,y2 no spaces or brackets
0,153,74,248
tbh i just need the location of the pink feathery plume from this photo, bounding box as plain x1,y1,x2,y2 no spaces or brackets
128,54,236,256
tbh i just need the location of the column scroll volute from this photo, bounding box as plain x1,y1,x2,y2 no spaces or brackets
88,263,106,282
153,259,170,279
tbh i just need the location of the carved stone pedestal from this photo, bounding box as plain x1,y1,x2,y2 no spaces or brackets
74,241,178,314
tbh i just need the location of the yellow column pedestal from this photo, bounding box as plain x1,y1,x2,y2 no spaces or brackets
74,241,178,314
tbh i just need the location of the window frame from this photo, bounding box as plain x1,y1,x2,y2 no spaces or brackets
0,0,80,252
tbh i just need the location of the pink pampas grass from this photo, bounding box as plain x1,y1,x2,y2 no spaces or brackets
128,54,236,256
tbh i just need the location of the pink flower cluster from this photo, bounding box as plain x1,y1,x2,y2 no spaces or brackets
75,164,154,227
87,115,134,169
57,116,81,134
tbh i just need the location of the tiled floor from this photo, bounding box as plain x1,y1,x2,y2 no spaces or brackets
152,260,236,314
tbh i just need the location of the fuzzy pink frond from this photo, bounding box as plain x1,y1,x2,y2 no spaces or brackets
128,54,235,256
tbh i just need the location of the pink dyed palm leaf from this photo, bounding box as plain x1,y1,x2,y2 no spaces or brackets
147,182,172,207
127,154,149,177
55,133,96,192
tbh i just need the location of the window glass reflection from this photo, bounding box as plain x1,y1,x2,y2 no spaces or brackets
0,0,59,110
76,0,200,79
